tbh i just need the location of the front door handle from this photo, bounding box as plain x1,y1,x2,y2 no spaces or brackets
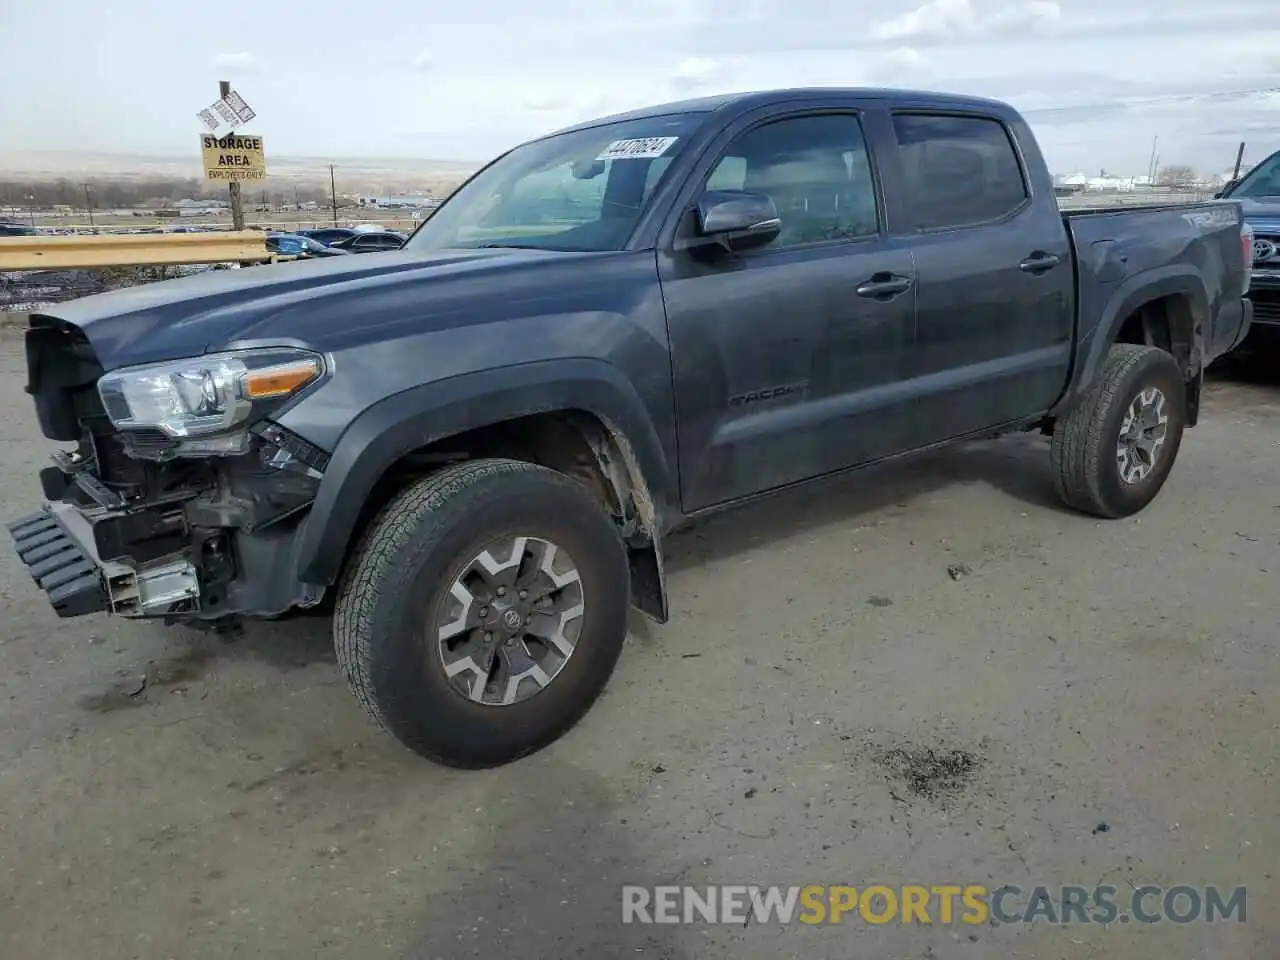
856,273,912,300
1019,251,1063,274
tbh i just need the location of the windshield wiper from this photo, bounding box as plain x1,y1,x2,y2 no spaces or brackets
474,242,545,250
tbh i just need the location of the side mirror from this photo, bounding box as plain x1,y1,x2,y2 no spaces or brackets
679,190,781,253
571,159,607,181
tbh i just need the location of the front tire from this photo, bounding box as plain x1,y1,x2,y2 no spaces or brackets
333,458,630,768
1051,343,1187,518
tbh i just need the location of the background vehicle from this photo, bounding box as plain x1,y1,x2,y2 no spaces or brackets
328,230,407,253
7,87,1253,769
296,227,360,246
1217,149,1280,346
266,232,353,258
0,219,38,237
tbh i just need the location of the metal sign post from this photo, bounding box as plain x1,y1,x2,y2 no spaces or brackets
220,81,244,230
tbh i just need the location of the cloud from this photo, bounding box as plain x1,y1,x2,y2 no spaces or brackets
870,0,1060,41
212,52,259,73
670,57,722,90
884,47,925,69
989,0,1061,30
6,0,1280,177
521,91,570,112
870,0,978,40
515,90,618,126
879,46,929,75
864,46,941,83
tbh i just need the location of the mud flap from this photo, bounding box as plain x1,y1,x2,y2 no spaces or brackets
628,541,668,623
1186,366,1202,427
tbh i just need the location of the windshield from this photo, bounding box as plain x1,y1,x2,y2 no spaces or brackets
405,113,705,252
1227,150,1280,198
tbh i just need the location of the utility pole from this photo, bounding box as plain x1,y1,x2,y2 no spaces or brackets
220,80,246,231
82,183,95,226
329,164,339,227
1232,141,1246,181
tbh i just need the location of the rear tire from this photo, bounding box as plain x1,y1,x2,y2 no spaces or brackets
333,458,630,768
1051,343,1187,518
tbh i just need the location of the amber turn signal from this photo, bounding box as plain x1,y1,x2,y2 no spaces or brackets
242,359,321,399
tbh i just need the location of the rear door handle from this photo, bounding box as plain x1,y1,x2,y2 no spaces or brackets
1019,252,1063,274
856,274,912,300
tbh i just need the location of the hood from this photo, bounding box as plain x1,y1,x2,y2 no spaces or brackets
38,247,595,369
1238,197,1280,232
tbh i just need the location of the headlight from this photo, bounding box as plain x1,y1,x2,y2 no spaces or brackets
97,348,324,441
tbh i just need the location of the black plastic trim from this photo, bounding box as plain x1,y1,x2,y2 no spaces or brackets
7,508,108,617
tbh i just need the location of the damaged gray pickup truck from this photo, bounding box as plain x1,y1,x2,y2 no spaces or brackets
8,87,1254,767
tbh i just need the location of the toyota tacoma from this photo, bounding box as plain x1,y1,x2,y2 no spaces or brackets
7,88,1254,767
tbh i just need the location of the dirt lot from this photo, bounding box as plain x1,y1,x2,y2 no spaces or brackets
0,327,1276,959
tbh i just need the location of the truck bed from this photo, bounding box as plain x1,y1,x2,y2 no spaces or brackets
1063,199,1250,368
1060,202,1212,218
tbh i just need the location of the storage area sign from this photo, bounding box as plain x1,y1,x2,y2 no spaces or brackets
200,133,267,182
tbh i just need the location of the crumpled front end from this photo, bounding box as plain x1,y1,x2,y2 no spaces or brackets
7,313,331,622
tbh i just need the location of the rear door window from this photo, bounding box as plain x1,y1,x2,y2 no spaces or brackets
891,114,1028,230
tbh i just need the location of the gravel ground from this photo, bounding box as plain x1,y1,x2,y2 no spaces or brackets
0,327,1276,960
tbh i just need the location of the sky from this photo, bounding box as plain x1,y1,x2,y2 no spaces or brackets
1,0,1278,175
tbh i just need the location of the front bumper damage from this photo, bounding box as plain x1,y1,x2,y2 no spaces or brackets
8,314,333,623
8,421,330,624
9,503,198,618
8,490,320,622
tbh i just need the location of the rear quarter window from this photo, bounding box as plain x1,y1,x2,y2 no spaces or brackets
892,114,1029,230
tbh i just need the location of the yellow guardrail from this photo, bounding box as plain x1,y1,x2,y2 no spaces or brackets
27,218,424,235
0,231,273,270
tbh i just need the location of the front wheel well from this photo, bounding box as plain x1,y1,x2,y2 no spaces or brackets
340,411,668,621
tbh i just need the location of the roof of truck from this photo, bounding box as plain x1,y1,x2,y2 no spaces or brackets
543,87,1017,139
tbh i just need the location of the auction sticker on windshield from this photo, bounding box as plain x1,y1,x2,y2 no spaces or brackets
596,137,679,160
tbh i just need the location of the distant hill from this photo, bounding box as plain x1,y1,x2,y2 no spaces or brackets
0,150,481,196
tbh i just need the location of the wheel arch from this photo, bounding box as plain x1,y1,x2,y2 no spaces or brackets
293,359,677,622
1054,267,1208,421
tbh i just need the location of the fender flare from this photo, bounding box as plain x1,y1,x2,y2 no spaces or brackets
293,358,677,590
1054,266,1208,415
